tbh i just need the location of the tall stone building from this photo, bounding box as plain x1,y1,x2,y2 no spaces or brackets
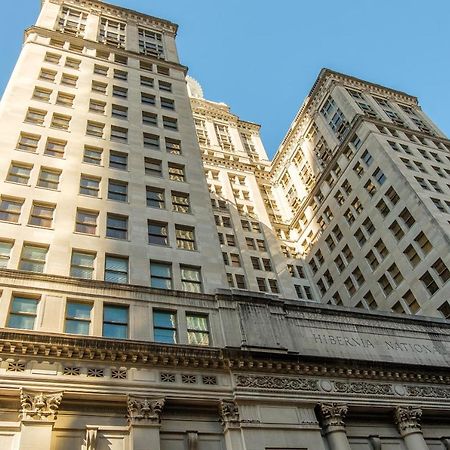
0,1,448,449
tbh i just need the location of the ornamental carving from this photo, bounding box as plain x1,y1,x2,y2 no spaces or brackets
127,396,165,424
318,403,348,432
407,385,450,399
394,406,422,435
19,389,63,421
219,400,240,425
334,381,394,396
85,427,98,450
235,375,320,392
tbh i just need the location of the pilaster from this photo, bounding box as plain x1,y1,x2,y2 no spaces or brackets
394,406,429,450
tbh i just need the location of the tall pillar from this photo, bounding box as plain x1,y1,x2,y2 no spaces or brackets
18,389,63,450
318,403,352,450
127,396,165,450
219,400,245,450
394,406,429,450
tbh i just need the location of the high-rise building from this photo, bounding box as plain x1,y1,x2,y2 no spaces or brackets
0,1,449,449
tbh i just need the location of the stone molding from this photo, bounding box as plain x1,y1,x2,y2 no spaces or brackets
19,389,63,421
127,396,165,425
219,400,240,426
394,406,422,436
318,402,348,433
235,374,320,392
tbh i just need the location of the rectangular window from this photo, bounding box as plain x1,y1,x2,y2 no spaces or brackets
142,111,157,126
80,175,100,197
28,202,55,228
33,86,52,102
44,138,66,158
404,244,420,267
144,158,162,177
257,277,267,292
83,145,102,165
75,209,98,235
168,163,185,181
108,179,127,202
56,92,75,107
65,302,92,335
114,69,128,80
44,52,61,64
186,314,209,346
39,68,57,82
153,310,177,343
94,64,108,76
180,265,202,293
61,73,78,87
25,108,46,125
112,85,127,98
146,186,165,209
159,81,172,92
89,99,106,114
65,57,81,69
389,220,405,241
420,270,439,295
140,76,154,87
19,244,48,273
7,162,32,184
171,191,190,213
148,221,168,245
70,251,95,279
175,225,196,250
86,121,105,138
106,214,128,240
140,61,153,72
432,258,450,283
0,241,13,268
162,116,178,130
7,296,38,330
105,255,128,283
109,151,127,170
103,304,128,338
150,261,172,289
111,126,128,142
166,138,182,155
92,81,107,94
235,274,246,289
36,167,60,190
141,92,156,105
0,197,23,223
160,97,175,110
143,132,159,149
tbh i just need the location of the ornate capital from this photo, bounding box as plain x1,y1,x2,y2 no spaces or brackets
318,403,348,433
219,400,240,426
127,396,165,425
394,406,422,436
19,389,63,421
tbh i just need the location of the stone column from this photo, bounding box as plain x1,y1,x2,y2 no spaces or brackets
394,406,429,450
127,396,165,450
318,403,352,450
441,438,450,450
18,389,63,450
219,400,245,450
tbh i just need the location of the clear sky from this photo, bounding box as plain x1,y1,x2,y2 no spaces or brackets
1,0,449,158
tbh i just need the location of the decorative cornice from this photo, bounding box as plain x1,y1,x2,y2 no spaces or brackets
318,402,348,433
127,396,165,425
19,389,63,421
394,405,422,436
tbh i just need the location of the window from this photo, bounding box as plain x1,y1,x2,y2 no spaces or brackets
230,253,240,267
33,86,52,102
103,305,128,338
251,256,262,270
150,262,172,289
257,277,267,292
378,274,393,297
143,132,159,149
19,244,48,272
75,209,98,235
404,244,420,267
109,151,127,170
235,274,246,289
138,28,164,57
166,138,182,155
389,220,405,241
111,126,128,142
0,241,12,268
168,163,185,181
388,263,403,286
141,93,156,105
163,116,178,130
96,50,110,60
432,258,450,283
186,314,209,346
56,92,74,107
112,85,127,99
92,81,107,94
140,76,154,87
58,6,87,36
114,69,127,80
80,175,100,197
83,146,103,165
148,221,168,245
99,17,126,48
60,73,78,87
44,52,61,64
386,186,399,205
7,296,38,330
147,186,165,209
70,251,95,279
262,258,272,271
365,250,379,270
94,64,108,76
159,81,172,92
140,61,153,72
144,158,162,177
65,302,92,335
89,99,106,114
65,57,81,69
105,256,128,284
415,231,432,255
25,108,46,125
246,237,256,249
374,239,389,259
180,265,202,292
161,97,175,110
355,228,366,247
106,214,128,240
7,162,32,184
36,167,60,190
420,271,439,295
44,138,66,158
153,310,177,343
114,54,127,65
28,202,55,228
175,225,196,250
361,150,373,166
268,279,279,293
143,111,157,126
171,191,190,213
399,208,415,228
0,197,23,223
86,121,105,138
157,65,170,75
373,167,386,185
39,68,57,82
108,179,127,202
376,199,390,217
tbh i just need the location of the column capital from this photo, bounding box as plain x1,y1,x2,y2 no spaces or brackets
127,396,165,425
219,400,240,426
318,402,348,433
394,405,422,436
19,389,63,422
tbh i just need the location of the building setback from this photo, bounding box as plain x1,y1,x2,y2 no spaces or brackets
0,0,448,449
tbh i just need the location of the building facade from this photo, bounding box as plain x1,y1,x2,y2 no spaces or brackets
0,1,449,450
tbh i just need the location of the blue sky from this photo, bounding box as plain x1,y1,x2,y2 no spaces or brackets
1,0,449,158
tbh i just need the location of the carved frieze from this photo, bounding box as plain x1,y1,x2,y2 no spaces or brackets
19,389,63,421
318,402,348,432
334,381,394,396
127,396,165,424
235,374,320,391
407,385,450,399
219,400,240,425
394,406,422,435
